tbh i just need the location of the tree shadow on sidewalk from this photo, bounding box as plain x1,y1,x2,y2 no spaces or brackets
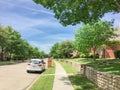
59,76,72,85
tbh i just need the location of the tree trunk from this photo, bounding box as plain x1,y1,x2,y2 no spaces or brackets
114,0,120,10
86,53,89,60
1,47,4,61
93,48,96,61
103,48,106,58
9,53,12,61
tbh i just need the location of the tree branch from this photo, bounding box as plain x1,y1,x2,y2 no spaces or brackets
114,0,120,11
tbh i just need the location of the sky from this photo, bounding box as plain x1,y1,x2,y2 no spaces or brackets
0,0,120,53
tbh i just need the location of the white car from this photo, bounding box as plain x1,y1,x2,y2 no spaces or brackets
26,59,45,73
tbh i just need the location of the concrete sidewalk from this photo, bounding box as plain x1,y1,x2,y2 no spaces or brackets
53,61,74,90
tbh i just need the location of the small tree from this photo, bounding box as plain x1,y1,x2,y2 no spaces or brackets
75,21,116,60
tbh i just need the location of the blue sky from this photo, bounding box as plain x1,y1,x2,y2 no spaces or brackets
0,0,120,53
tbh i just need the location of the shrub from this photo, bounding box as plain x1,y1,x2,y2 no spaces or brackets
95,53,99,58
114,50,120,59
89,53,99,58
89,53,94,58
80,53,86,58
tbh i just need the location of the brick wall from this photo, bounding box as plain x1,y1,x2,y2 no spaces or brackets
106,44,120,58
84,66,120,90
105,46,115,58
91,44,120,58
61,60,120,90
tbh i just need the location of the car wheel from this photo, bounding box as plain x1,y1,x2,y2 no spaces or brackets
27,70,30,73
42,68,45,72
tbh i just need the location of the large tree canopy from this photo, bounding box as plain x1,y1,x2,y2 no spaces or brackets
33,0,120,26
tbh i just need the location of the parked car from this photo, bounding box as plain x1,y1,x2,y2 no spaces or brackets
26,59,45,73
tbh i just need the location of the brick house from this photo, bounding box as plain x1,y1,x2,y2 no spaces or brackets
91,27,120,58
100,44,120,58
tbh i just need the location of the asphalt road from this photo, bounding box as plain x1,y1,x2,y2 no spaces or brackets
0,62,40,90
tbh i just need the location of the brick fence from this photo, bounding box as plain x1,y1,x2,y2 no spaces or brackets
60,60,120,90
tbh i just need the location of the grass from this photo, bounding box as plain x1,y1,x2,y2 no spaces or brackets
93,62,120,75
59,61,98,90
59,61,78,74
0,61,14,65
29,60,55,90
68,58,117,64
43,61,55,74
29,76,54,90
0,60,25,65
69,75,98,90
67,58,120,75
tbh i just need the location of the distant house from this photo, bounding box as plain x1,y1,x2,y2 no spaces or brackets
70,50,79,58
91,27,120,58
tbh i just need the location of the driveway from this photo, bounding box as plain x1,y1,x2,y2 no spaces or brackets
0,62,40,90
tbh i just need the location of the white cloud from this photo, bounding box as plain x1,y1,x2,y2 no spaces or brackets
21,28,44,38
43,34,74,41
0,0,15,9
102,12,120,27
0,11,57,30
28,41,53,53
0,0,54,15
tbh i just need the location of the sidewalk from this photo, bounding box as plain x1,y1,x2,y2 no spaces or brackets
53,61,74,90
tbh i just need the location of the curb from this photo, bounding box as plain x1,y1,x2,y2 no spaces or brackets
24,74,41,90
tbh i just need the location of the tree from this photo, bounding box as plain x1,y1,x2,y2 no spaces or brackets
59,40,75,58
33,0,120,26
75,21,116,60
50,40,75,58
49,43,60,58
0,25,9,60
0,25,47,61
4,27,22,60
75,24,92,58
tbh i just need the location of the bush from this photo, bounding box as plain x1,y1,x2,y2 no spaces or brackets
80,53,86,58
11,54,24,60
95,53,99,58
89,53,99,58
114,50,120,59
89,53,94,58
80,53,99,58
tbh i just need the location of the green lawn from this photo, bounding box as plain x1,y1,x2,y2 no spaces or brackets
68,58,116,64
69,75,98,90
59,61,78,74
93,62,120,75
0,60,23,65
29,61,55,90
0,61,14,65
59,61,98,90
29,76,54,90
66,58,120,75
43,61,55,74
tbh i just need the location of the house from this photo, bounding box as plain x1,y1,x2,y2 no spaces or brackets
91,27,120,58
70,50,79,58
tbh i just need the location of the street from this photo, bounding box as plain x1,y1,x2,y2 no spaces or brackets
0,62,40,90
